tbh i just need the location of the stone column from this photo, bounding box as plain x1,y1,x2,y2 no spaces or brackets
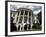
17,11,21,24
16,10,21,31
11,12,13,17
13,12,18,23
22,10,25,31
27,11,29,30
20,24,21,31
16,25,19,31
31,12,33,30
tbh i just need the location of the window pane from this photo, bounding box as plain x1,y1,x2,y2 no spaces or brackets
29,17,31,23
19,16,23,23
18,11,19,16
25,10,28,15
21,10,24,15
24,16,27,23
29,12,31,16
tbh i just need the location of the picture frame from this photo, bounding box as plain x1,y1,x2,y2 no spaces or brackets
5,1,45,36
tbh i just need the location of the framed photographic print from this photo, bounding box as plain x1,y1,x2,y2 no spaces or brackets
5,1,45,36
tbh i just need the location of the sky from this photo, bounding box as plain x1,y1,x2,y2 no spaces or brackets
10,3,42,15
